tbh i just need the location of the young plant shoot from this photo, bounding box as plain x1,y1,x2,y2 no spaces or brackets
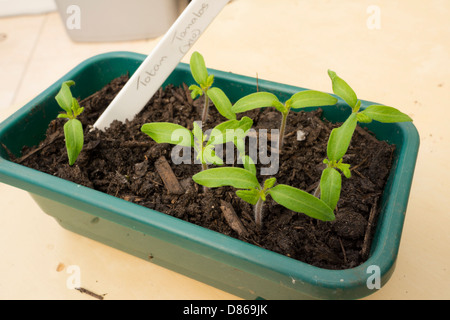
192,167,335,228
55,80,85,166
189,51,236,122
231,90,337,150
141,117,253,171
319,70,413,210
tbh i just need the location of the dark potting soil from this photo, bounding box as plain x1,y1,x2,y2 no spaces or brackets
15,75,395,270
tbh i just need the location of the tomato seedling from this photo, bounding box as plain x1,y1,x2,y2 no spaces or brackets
231,90,337,150
55,80,84,166
319,70,413,210
141,117,253,171
189,51,236,122
193,167,335,227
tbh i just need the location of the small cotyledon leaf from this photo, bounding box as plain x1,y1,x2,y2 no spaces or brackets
206,87,236,120
236,189,260,205
327,113,357,162
190,51,209,87
192,167,260,190
319,167,342,211
207,116,253,146
269,184,335,221
328,70,358,109
64,118,84,166
55,80,76,113
359,105,413,123
289,90,338,110
232,92,281,113
141,122,193,147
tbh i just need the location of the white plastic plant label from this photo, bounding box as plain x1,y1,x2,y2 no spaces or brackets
94,0,231,131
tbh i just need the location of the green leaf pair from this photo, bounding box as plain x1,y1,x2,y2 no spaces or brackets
327,70,413,123
189,52,236,122
326,71,413,165
231,90,338,149
55,81,84,166
327,113,358,163
231,90,338,114
319,71,414,210
141,117,253,168
358,105,413,123
192,167,335,226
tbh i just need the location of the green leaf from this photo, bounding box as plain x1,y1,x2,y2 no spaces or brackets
236,189,260,205
71,98,84,118
76,107,85,118
272,100,287,113
194,144,203,162
206,74,215,88
353,100,362,113
327,113,357,161
319,168,342,211
55,80,76,113
64,119,84,166
356,112,372,123
192,167,260,190
192,121,204,142
201,145,223,165
289,90,338,110
269,184,335,221
242,155,257,176
207,117,253,146
192,122,205,162
234,116,254,132
189,84,203,99
360,105,413,123
264,177,276,190
71,97,80,112
327,70,358,109
336,161,352,178
141,122,193,147
190,51,209,86
232,92,281,113
207,87,236,120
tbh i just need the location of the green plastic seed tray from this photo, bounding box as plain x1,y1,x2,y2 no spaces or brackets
0,52,420,300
